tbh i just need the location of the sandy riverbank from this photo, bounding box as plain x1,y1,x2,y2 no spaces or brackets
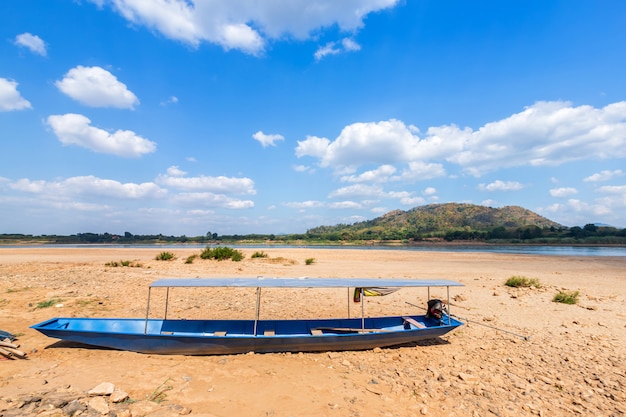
1,247,624,416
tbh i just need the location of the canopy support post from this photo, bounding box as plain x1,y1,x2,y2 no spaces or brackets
447,286,451,325
360,288,365,330
254,287,261,336
347,288,351,319
144,287,152,334
164,287,170,320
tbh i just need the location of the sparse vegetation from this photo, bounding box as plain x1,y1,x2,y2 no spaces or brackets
105,260,142,267
251,251,269,258
185,254,198,264
505,276,542,288
155,251,176,261
6,286,31,293
553,290,580,304
146,378,173,403
305,257,316,265
200,246,244,261
35,299,61,309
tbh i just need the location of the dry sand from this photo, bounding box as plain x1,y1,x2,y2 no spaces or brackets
0,247,624,416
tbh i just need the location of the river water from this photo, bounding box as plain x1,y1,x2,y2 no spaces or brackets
3,244,624,257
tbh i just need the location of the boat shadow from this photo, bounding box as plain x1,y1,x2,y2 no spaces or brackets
43,337,451,354
393,337,451,349
44,340,117,351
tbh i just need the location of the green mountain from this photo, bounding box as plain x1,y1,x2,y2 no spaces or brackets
307,203,564,240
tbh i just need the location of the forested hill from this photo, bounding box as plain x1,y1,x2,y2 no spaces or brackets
306,203,564,240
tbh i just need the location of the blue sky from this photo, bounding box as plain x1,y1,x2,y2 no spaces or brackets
1,1,626,236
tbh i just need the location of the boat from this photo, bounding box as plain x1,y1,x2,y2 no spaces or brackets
31,277,464,355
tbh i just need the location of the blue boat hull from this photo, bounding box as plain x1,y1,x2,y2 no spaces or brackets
31,315,463,355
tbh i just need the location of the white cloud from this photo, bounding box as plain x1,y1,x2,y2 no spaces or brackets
0,78,32,111
293,165,314,173
423,187,437,196
47,113,156,157
167,166,187,177
295,135,331,158
477,180,525,192
253,131,285,147
156,171,256,195
296,101,626,178
90,0,398,55
298,119,420,169
172,192,254,209
329,184,385,199
549,187,578,197
340,164,396,183
450,101,626,175
328,201,363,209
394,161,446,182
583,169,623,182
55,66,139,109
314,37,361,61
284,200,325,209
14,33,47,56
160,96,179,106
596,185,626,194
10,176,166,199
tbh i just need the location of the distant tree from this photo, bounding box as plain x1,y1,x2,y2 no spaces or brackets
583,223,598,234
569,226,586,238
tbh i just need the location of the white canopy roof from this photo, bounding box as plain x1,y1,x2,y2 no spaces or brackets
150,277,463,288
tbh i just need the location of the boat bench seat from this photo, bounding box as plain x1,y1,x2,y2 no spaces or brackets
214,331,227,336
263,330,275,336
310,329,323,335
403,317,426,329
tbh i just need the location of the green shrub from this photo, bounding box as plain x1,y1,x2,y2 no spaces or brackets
155,251,175,261
251,251,268,258
105,260,142,267
505,276,542,288
553,290,579,304
305,257,316,265
185,254,198,264
35,299,61,309
200,246,244,261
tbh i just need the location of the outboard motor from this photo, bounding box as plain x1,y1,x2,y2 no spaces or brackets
425,299,445,320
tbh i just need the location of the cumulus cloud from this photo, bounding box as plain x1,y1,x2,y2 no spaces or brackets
253,131,285,147
172,192,254,209
329,184,385,199
583,169,623,182
314,37,362,61
160,96,179,106
14,33,47,56
296,101,626,177
549,187,579,197
295,135,331,159
47,113,156,157
477,180,525,192
0,78,32,111
596,185,626,194
10,176,166,199
55,66,139,109
89,0,398,55
450,101,626,175
284,200,325,209
156,170,256,195
340,165,397,183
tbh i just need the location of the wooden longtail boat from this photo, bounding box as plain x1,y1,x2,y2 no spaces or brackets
31,277,464,355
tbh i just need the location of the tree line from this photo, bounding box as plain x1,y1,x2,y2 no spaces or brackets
1,223,625,245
